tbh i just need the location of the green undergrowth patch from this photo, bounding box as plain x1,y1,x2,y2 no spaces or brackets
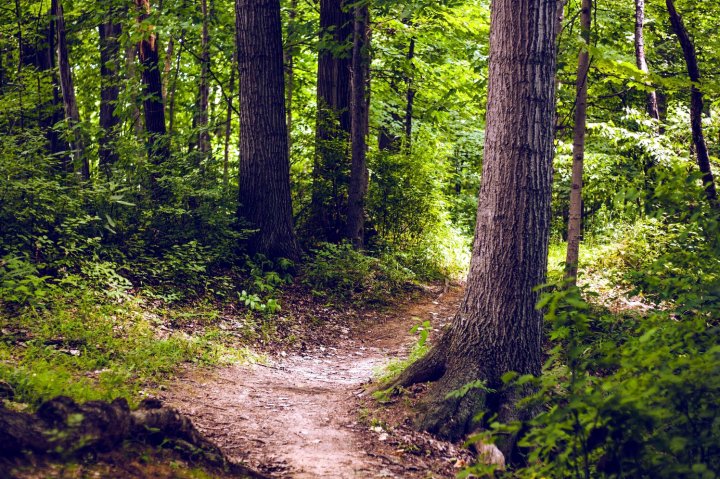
373,318,431,390
0,292,255,409
462,285,720,478
302,242,419,306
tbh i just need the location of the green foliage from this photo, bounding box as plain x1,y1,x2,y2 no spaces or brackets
0,255,55,306
303,242,415,305
375,318,431,386
0,292,251,409
463,285,720,478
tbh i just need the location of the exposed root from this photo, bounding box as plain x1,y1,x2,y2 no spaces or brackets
0,396,268,478
379,330,451,392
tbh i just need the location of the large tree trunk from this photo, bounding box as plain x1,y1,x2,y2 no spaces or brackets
345,3,369,248
235,0,301,260
666,0,719,210
383,0,558,449
310,0,354,241
564,0,592,284
634,0,659,120
135,0,170,200
99,7,122,177
52,0,88,180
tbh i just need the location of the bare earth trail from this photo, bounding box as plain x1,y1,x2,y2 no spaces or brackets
163,288,463,478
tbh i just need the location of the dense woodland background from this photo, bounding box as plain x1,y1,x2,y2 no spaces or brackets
1,0,719,476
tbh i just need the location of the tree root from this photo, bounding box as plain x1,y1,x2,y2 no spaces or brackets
0,396,268,478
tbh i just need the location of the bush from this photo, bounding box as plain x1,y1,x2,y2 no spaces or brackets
302,242,415,304
463,286,720,478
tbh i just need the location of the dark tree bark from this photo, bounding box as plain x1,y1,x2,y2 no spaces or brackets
383,0,558,448
235,0,301,260
635,0,660,120
135,0,170,199
99,7,123,177
310,0,354,241
52,0,89,180
565,0,592,284
666,0,719,210
345,3,369,248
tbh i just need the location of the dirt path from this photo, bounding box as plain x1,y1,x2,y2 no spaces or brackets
163,288,463,478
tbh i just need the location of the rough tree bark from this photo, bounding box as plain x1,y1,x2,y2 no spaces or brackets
634,0,659,120
666,0,719,210
564,0,591,285
135,0,170,200
52,0,88,180
235,0,301,260
345,2,369,249
310,0,354,241
383,0,558,448
99,5,122,177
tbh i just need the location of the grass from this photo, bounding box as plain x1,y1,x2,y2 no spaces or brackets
0,292,257,409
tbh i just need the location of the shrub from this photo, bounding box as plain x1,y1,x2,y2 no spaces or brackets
463,286,720,478
303,242,415,304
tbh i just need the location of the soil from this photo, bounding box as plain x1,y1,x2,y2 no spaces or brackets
163,286,473,478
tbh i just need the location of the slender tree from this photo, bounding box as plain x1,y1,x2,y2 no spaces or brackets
666,0,719,210
404,25,415,149
564,0,591,284
235,0,300,259
382,0,559,447
196,0,211,160
310,0,354,241
345,2,369,248
99,4,123,176
223,45,237,190
52,0,88,180
635,0,660,120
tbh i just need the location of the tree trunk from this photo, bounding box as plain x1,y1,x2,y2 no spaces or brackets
666,0,719,210
197,0,211,160
52,0,88,180
285,0,297,158
167,29,186,135
404,33,415,150
135,0,170,199
383,0,558,450
99,8,122,177
223,45,237,191
564,0,591,285
126,45,144,138
310,0,354,241
634,0,659,120
235,0,301,260
345,3,369,248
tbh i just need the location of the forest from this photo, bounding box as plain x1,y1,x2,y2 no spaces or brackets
0,0,718,476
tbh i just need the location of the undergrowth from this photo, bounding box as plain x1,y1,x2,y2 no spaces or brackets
0,292,255,409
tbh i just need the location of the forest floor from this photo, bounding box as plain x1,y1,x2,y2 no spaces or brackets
163,285,474,478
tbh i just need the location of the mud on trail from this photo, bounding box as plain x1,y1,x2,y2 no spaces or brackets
163,287,468,478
